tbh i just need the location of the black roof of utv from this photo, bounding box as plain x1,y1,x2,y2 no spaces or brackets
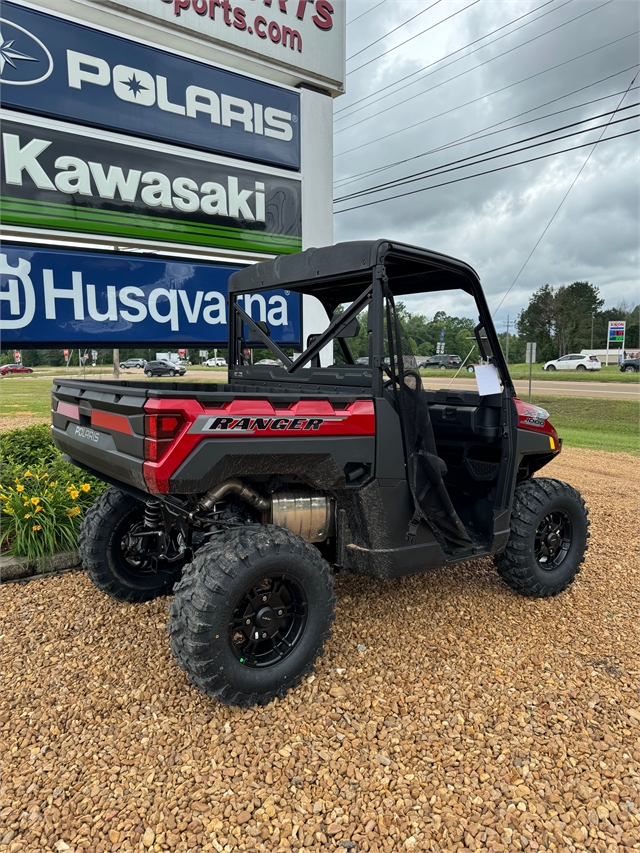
228,240,483,308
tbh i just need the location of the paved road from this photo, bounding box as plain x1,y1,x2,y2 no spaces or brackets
421,376,639,400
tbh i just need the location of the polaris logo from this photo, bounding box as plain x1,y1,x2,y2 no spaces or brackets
74,425,99,442
67,50,294,142
0,19,53,86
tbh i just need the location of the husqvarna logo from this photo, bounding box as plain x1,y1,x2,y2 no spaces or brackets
0,20,53,86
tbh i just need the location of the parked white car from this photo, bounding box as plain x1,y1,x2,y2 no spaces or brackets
203,357,227,367
543,354,601,372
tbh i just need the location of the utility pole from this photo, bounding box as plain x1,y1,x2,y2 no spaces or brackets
590,313,594,349
505,315,510,364
113,348,120,379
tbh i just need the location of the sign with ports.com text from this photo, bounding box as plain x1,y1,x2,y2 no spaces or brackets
0,245,301,347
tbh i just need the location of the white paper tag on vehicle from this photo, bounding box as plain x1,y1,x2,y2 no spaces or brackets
474,363,502,396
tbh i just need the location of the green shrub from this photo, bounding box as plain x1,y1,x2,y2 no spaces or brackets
0,423,59,468
0,425,109,557
0,423,107,494
1,469,96,559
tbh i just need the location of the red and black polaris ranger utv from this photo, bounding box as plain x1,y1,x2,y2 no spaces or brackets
51,241,589,707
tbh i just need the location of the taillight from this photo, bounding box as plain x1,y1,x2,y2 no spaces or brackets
144,413,184,462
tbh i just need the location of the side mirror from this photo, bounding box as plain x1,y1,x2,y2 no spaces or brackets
338,317,361,339
248,320,271,341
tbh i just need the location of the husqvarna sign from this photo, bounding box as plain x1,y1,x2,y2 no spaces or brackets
0,1,300,169
0,245,301,346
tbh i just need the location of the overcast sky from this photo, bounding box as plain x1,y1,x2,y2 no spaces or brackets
333,0,639,328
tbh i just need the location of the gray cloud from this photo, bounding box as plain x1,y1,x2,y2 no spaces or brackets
334,0,640,323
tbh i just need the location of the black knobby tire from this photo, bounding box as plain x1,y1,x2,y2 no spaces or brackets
79,487,183,602
495,478,589,597
168,525,336,707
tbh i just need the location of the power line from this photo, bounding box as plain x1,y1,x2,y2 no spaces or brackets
334,70,640,189
347,0,481,74
347,0,442,61
334,31,639,159
335,0,558,117
336,0,612,134
347,0,387,27
492,71,640,314
333,127,639,214
334,105,639,203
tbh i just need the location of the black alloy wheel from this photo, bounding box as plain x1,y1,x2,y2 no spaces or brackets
79,488,185,602
495,478,589,597
229,574,307,668
169,525,335,706
534,509,572,570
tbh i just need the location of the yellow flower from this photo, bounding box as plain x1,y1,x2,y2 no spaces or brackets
81,483,91,492
32,524,42,531
31,497,40,506
35,505,44,513
24,501,29,507
40,473,50,480
16,484,24,492
24,513,32,519
49,482,56,488
0,494,6,500
67,506,81,517
24,470,33,477
69,490,80,500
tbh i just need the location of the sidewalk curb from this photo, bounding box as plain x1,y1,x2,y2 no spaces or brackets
0,551,82,583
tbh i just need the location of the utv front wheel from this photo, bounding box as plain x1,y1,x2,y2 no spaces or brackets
79,487,184,602
495,478,589,597
168,525,336,706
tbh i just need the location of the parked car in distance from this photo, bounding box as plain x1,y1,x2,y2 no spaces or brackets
355,357,369,365
203,357,227,367
119,358,147,369
620,357,640,373
177,359,192,366
0,364,34,375
543,354,601,372
421,354,462,370
144,360,186,377
255,359,284,366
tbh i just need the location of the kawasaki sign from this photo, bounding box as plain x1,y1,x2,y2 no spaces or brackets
0,1,301,170
0,245,301,347
1,114,301,254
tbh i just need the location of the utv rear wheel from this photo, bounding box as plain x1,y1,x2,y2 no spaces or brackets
495,478,589,597
79,487,184,602
168,525,336,707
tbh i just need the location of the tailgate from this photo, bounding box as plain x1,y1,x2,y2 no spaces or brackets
51,379,149,491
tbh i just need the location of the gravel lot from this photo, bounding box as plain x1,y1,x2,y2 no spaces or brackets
1,447,638,853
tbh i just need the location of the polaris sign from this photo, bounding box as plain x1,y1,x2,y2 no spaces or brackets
0,2,300,170
0,245,301,347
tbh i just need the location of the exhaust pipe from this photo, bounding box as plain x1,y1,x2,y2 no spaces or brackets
198,479,333,542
